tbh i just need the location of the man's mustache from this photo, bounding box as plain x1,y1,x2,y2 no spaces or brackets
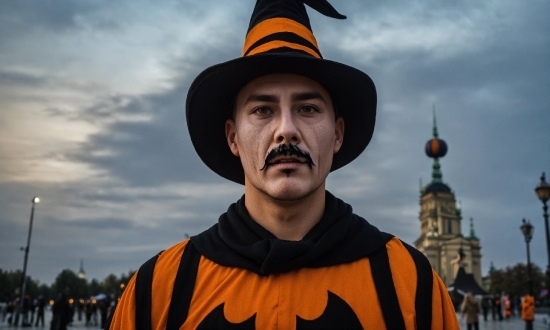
260,144,315,171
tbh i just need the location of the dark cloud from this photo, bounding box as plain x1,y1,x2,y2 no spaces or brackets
0,70,48,87
0,1,100,32
52,217,135,230
68,88,215,186
67,44,243,186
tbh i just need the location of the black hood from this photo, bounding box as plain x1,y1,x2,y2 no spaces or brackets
191,191,392,275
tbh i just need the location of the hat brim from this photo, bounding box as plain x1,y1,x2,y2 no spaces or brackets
186,52,376,184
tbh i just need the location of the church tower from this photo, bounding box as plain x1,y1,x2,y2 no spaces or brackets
414,111,483,287
77,259,87,281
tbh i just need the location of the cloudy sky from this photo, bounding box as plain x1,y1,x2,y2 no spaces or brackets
1,0,548,286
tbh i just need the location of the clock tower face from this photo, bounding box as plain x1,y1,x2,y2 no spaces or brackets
440,203,451,215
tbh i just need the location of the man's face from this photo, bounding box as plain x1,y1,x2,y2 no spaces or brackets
226,73,344,201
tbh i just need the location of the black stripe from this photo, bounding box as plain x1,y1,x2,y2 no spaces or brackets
403,242,433,330
248,9,313,32
369,245,406,330
166,242,201,329
135,252,163,330
260,47,316,57
244,31,322,58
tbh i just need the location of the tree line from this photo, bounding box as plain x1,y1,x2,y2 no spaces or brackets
1,262,547,302
0,268,136,302
489,262,547,300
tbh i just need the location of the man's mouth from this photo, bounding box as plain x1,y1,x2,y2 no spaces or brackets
268,156,309,166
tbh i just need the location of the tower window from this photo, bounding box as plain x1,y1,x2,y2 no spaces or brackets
447,219,452,233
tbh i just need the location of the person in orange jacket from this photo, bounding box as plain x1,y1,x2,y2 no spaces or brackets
522,294,534,330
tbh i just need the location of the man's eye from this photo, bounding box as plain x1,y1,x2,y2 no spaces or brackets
252,106,272,115
299,105,319,113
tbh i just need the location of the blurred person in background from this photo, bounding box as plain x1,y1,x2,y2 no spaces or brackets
521,294,534,330
35,295,46,327
50,293,70,330
461,292,480,330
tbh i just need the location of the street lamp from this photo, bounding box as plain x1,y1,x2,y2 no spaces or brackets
16,196,40,326
535,172,550,280
520,218,534,296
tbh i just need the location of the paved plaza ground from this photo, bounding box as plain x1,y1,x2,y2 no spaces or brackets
1,310,549,329
458,313,549,330
0,310,103,329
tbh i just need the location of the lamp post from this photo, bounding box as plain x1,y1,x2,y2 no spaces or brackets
17,196,40,326
535,172,550,282
520,218,534,296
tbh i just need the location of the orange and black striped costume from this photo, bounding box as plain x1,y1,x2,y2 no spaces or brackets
108,192,458,329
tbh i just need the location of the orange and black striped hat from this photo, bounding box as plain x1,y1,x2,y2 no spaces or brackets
187,0,377,184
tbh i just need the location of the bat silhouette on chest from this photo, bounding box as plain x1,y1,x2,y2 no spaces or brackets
196,291,363,329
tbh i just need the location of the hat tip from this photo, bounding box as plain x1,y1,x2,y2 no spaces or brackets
302,0,347,20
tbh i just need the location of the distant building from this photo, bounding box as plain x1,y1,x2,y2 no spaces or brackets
414,112,483,288
77,259,87,281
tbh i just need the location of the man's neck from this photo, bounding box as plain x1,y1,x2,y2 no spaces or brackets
243,184,326,241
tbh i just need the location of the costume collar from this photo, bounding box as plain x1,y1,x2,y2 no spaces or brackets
191,191,392,275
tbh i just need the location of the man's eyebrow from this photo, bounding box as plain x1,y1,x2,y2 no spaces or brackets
291,91,326,104
245,94,279,104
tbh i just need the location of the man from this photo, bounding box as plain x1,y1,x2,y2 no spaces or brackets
108,0,459,329
51,293,71,330
34,296,46,327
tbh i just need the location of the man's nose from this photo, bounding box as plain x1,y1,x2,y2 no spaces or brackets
274,109,301,144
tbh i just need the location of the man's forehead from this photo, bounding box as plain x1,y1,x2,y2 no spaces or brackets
238,73,331,98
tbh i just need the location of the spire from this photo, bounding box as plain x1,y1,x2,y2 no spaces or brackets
432,158,442,183
424,108,447,184
432,105,438,138
431,107,441,182
77,259,86,280
468,217,479,240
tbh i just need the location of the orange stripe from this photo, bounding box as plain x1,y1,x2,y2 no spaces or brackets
386,238,417,328
246,40,321,58
243,17,319,56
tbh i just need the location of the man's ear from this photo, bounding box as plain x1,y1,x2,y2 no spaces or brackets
225,119,240,157
333,117,344,154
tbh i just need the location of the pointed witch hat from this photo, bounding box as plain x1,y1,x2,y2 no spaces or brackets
186,0,376,184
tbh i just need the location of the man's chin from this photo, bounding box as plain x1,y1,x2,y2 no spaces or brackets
266,190,312,202
260,179,322,202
